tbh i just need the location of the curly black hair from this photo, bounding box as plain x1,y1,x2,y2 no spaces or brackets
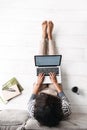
34,93,63,127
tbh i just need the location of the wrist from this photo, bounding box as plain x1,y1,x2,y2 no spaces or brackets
54,83,62,93
53,82,58,86
35,82,41,87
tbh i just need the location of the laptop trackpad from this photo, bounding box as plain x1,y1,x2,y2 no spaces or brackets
43,76,61,84
43,76,51,84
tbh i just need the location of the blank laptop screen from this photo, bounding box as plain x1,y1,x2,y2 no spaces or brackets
34,55,62,66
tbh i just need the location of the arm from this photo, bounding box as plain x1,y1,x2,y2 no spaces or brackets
32,73,45,95
49,72,63,93
27,94,36,117
49,72,71,118
58,92,71,118
28,73,45,117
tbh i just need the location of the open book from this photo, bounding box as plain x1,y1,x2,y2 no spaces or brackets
0,77,23,103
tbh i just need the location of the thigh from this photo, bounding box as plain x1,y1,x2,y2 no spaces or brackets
48,84,63,96
40,84,57,96
48,84,56,90
38,84,48,92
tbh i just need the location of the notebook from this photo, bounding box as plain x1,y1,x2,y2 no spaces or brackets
34,55,62,84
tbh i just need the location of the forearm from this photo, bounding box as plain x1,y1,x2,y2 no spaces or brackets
53,83,63,93
32,83,41,95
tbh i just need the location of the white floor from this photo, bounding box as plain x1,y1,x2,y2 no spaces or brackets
0,0,87,113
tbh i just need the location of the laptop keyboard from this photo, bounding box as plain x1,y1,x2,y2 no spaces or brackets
37,67,59,76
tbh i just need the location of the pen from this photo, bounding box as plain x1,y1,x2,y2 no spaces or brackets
5,88,16,92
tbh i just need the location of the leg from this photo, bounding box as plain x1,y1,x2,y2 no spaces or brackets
39,39,48,55
48,40,56,55
47,21,57,93
47,21,56,55
38,21,48,55
38,21,48,92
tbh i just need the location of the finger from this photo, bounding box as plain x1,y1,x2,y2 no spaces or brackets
49,73,51,78
41,73,45,78
49,72,52,76
50,72,56,76
49,73,53,79
49,73,53,78
40,73,45,77
39,73,44,77
40,72,44,75
38,73,42,76
53,72,56,76
42,73,45,76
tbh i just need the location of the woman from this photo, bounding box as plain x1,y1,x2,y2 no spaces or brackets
28,21,71,127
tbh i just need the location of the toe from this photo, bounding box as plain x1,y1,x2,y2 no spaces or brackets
42,20,47,25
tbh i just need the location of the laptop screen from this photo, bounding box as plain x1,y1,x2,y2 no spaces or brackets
34,55,62,66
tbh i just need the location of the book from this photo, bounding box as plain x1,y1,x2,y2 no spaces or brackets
1,77,24,103
2,84,21,101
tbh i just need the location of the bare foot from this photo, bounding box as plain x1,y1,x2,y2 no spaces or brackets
42,21,47,39
47,21,54,40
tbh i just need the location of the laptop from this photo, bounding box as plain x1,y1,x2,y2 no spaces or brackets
34,55,62,84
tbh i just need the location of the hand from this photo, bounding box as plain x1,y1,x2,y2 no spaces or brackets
49,72,62,93
49,72,58,84
37,73,45,85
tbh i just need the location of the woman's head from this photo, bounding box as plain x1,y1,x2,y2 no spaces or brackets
34,93,63,127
